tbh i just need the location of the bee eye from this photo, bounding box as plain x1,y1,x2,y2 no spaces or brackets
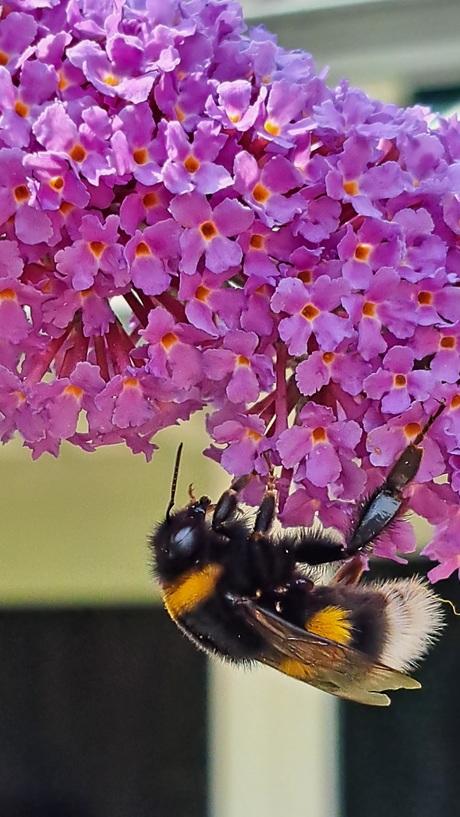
172,525,196,553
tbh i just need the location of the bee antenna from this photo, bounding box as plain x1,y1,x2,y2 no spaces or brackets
166,443,184,522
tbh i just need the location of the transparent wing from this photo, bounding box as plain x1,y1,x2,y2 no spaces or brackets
232,597,421,707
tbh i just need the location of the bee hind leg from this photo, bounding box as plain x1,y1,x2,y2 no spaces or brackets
345,403,445,555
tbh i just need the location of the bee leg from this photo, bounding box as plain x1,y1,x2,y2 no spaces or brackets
252,472,277,538
330,554,366,586
211,474,252,534
291,533,346,566
345,403,445,555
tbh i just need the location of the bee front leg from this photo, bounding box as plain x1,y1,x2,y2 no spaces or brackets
212,474,252,534
252,473,277,538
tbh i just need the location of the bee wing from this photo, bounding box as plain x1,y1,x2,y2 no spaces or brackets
232,597,421,707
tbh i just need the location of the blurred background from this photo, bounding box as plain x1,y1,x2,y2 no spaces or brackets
2,1,460,815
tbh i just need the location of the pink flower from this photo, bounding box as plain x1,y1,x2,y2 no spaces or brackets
1,0,460,582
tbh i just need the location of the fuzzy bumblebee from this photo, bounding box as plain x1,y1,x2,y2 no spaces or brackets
150,411,444,706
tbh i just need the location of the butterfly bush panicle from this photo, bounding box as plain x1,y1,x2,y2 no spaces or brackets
1,0,460,580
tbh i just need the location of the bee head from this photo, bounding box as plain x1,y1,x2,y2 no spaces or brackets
152,495,211,578
151,445,212,577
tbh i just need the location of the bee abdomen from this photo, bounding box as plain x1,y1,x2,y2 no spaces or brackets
375,577,445,672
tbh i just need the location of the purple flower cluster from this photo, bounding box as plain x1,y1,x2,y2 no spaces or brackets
1,0,460,580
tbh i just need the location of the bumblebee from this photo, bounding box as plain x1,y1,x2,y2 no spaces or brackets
150,409,444,706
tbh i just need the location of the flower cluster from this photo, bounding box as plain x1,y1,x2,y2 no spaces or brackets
1,0,460,580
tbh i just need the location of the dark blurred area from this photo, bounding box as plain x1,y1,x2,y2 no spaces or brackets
0,607,207,817
341,564,460,817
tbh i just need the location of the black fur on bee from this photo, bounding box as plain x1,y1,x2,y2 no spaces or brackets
149,406,445,706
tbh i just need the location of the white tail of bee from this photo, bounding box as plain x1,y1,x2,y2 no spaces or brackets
376,577,445,672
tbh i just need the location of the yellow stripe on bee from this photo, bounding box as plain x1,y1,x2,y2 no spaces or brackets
305,606,352,645
277,658,314,681
163,563,223,619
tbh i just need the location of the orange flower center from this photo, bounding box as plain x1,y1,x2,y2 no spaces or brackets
440,336,455,349
301,304,319,321
143,192,158,208
69,144,87,163
184,155,200,173
196,285,210,302
417,291,432,305
135,241,151,256
312,427,326,443
252,183,270,203
63,385,83,399
298,270,312,285
13,184,29,203
200,221,217,240
343,179,359,196
133,147,148,165
362,301,376,317
161,332,177,349
264,120,280,136
50,177,65,191
249,234,264,249
89,241,105,257
404,422,421,439
354,243,371,261
14,100,29,118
